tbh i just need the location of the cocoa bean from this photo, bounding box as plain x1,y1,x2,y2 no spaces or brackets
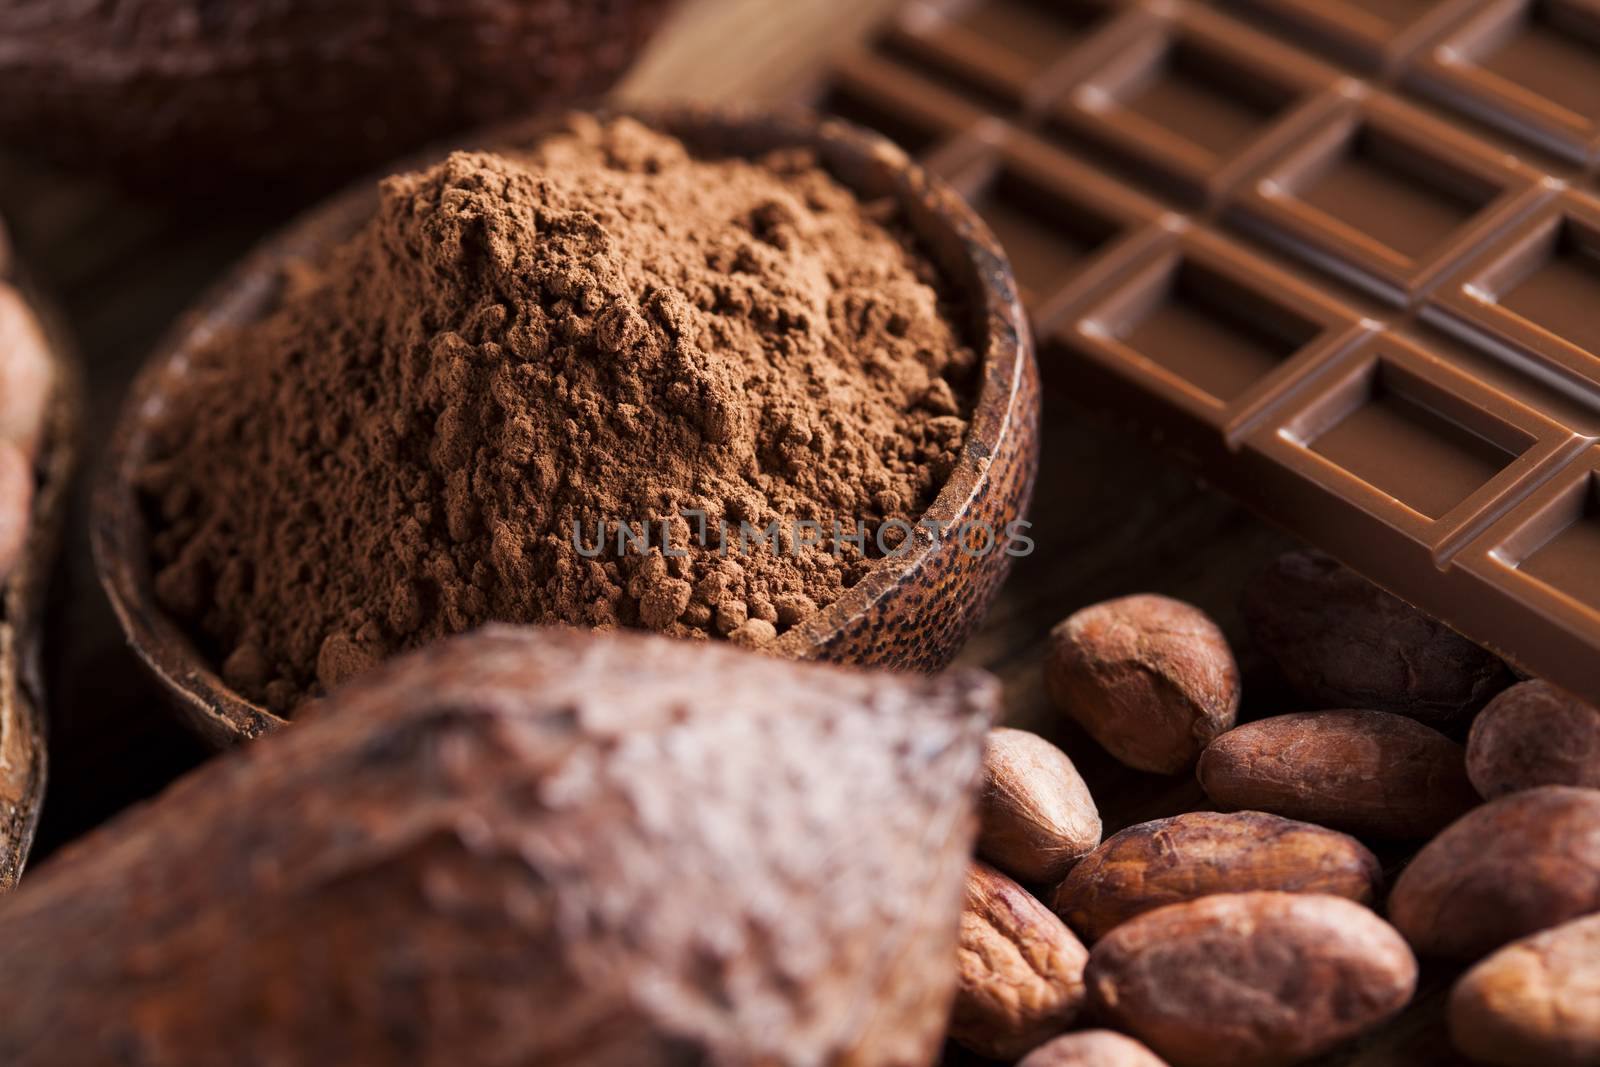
1242,549,1509,723
1197,710,1477,840
1449,912,1600,1067
1466,680,1600,798
950,861,1088,1060
1052,810,1380,942
0,441,31,586
978,727,1101,884
0,282,54,461
1389,786,1600,960
1017,1029,1170,1067
1085,892,1417,1067
1046,594,1239,774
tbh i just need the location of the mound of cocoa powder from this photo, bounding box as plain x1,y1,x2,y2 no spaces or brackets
139,115,977,713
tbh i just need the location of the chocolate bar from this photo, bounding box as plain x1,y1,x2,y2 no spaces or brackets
817,0,1600,701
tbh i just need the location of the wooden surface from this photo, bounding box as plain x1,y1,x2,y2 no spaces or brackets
0,1,1468,1064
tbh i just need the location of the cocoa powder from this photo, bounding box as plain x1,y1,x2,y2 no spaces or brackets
138,116,976,712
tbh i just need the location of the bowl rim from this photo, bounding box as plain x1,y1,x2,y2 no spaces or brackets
92,103,1033,745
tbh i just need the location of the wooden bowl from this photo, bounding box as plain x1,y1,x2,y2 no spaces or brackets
92,106,1039,747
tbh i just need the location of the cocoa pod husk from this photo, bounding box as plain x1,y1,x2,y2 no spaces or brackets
0,1,675,191
0,626,996,1066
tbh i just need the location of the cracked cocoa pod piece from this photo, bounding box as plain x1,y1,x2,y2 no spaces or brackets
0,257,75,891
978,727,1101,885
1242,550,1510,724
1046,594,1239,774
1466,680,1600,799
0,626,998,1066
951,861,1089,1061
0,1,673,191
1389,786,1600,961
1017,1030,1170,1067
1448,912,1600,1067
1052,811,1381,943
1085,892,1417,1067
1197,710,1478,841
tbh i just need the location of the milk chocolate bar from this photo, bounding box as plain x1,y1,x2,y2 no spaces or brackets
818,0,1600,700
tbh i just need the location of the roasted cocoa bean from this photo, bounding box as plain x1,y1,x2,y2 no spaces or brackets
0,283,54,461
1197,710,1477,840
1466,680,1600,798
1017,1029,1170,1067
1085,892,1416,1067
978,727,1101,885
951,861,1089,1060
1389,786,1600,960
1052,810,1380,942
1242,550,1509,723
0,441,31,586
1449,912,1600,1067
1046,594,1239,774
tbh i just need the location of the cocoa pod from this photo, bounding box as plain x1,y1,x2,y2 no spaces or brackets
1466,680,1600,798
1389,786,1600,960
1448,912,1600,1067
950,861,1089,1060
1242,549,1509,723
1017,1030,1170,1067
1046,594,1239,774
1052,810,1381,942
0,257,73,892
0,627,997,1066
1197,710,1477,840
1085,892,1417,1067
0,1,674,191
978,727,1101,884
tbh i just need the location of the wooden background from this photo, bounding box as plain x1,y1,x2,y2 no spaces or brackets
0,1,1466,1064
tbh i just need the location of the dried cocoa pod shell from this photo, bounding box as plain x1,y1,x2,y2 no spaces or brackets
1052,810,1381,942
1085,892,1417,1067
1448,912,1600,1067
1197,710,1478,840
977,727,1101,884
1017,1030,1170,1067
0,253,77,891
0,626,997,1066
0,0,674,191
1389,786,1600,961
1466,680,1600,799
1046,594,1239,774
951,861,1089,1060
1242,549,1510,723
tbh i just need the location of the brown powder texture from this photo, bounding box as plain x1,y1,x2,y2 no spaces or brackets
139,115,976,714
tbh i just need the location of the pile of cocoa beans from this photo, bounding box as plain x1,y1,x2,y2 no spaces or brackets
949,548,1600,1067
